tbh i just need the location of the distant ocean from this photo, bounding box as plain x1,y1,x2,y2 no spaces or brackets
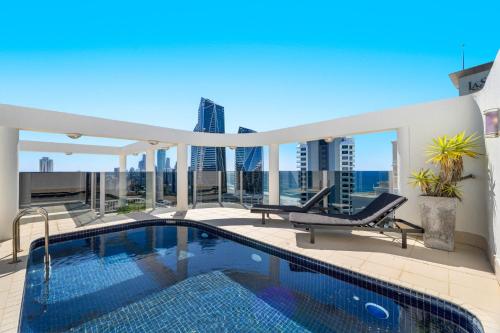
354,171,389,192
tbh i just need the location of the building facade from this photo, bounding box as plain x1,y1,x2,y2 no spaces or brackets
296,137,355,214
39,157,53,172
138,154,146,171
157,149,166,173
190,98,226,171
235,127,263,199
235,127,263,172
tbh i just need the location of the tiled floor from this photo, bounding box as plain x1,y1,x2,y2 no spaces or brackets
0,207,499,332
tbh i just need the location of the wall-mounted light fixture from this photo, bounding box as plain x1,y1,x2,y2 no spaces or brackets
66,133,82,139
324,137,334,143
484,108,500,138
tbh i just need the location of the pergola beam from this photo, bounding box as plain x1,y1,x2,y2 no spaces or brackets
19,140,123,155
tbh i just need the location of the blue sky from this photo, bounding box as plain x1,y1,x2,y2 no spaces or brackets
1,0,498,171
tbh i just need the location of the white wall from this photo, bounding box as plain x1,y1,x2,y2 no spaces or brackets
473,50,500,279
393,96,487,241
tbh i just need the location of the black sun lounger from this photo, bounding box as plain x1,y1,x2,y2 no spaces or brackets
250,186,333,224
289,193,424,248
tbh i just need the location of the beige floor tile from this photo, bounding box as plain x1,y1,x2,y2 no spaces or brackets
365,252,407,270
450,283,500,314
449,269,499,290
360,261,402,279
399,271,449,294
448,244,492,273
403,260,449,282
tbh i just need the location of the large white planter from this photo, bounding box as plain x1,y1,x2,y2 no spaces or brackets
419,196,458,251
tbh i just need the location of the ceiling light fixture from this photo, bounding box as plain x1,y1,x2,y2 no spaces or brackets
324,137,334,143
66,133,82,139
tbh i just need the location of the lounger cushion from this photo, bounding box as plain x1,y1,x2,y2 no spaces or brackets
252,204,305,213
290,193,407,226
289,212,362,226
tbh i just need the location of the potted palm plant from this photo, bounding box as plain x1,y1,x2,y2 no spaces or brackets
410,132,480,251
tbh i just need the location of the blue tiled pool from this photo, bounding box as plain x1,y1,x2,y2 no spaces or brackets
20,220,483,332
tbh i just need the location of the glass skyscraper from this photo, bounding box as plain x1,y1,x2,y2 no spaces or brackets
157,149,167,173
190,98,226,171
235,127,263,197
235,127,263,172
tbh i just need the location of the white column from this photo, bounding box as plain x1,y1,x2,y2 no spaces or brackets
176,143,188,211
119,155,127,207
0,127,19,241
268,143,280,205
397,127,410,196
146,149,156,209
99,171,105,216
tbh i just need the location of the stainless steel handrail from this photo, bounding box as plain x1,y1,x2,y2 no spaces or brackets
10,207,50,272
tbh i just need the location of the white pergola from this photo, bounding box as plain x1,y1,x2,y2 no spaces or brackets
0,102,414,240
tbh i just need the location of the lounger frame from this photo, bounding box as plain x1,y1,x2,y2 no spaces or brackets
292,197,424,248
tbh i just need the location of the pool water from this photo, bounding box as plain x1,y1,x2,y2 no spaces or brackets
20,222,481,332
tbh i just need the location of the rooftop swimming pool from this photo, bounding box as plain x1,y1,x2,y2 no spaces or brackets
20,220,483,332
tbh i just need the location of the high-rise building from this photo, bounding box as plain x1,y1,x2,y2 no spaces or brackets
165,157,171,170
296,137,355,214
235,127,263,199
190,98,226,171
157,149,167,173
235,127,263,172
138,154,146,171
39,157,54,172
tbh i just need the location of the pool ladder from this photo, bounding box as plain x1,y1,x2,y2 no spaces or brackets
10,207,51,281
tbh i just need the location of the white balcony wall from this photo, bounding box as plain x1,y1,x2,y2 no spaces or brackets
392,96,487,248
473,50,500,279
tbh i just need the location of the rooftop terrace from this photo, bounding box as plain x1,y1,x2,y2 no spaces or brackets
0,51,499,332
